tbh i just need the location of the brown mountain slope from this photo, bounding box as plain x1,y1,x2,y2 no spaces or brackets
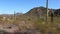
25,7,46,16
25,6,60,17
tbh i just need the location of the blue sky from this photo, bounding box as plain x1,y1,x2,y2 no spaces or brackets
0,0,60,14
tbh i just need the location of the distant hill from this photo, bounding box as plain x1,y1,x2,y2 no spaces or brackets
25,7,46,16
0,13,23,17
25,6,60,17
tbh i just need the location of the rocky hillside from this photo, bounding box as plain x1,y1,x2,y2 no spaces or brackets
25,7,46,16
25,6,60,17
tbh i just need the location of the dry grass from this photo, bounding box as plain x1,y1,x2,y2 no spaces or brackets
0,15,60,34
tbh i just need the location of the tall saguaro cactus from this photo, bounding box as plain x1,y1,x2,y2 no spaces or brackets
46,0,48,23
14,10,16,23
